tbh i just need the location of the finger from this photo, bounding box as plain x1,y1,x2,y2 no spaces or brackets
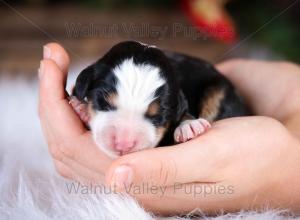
53,159,84,182
38,44,112,181
51,132,112,177
106,134,223,190
44,42,70,74
60,134,109,183
39,59,86,138
60,156,105,184
215,59,243,76
39,59,67,102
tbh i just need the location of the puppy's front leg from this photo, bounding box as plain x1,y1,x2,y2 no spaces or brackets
174,114,211,143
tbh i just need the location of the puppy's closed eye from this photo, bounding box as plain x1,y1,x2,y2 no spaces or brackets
92,90,117,112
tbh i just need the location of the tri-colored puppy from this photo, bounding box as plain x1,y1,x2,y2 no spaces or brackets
70,41,248,158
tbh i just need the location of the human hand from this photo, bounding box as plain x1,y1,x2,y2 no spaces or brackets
105,59,300,214
38,45,300,215
38,43,112,183
216,59,300,121
105,115,300,214
216,59,300,138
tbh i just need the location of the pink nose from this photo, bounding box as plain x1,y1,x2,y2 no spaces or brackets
109,129,138,154
113,140,137,154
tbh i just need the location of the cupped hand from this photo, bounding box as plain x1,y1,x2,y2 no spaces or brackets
38,43,112,183
38,44,300,215
106,116,300,214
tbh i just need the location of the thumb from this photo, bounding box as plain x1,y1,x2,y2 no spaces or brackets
215,58,245,76
106,137,220,191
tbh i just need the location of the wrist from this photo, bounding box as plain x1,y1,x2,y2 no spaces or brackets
270,135,300,213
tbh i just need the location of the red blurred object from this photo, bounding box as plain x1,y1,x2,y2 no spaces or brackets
182,0,237,43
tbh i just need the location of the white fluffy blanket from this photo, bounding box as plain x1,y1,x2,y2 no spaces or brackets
0,76,298,220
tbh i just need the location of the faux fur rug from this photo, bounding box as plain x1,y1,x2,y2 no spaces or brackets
0,75,298,220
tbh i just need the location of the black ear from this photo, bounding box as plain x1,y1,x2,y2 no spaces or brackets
72,65,95,101
176,90,188,121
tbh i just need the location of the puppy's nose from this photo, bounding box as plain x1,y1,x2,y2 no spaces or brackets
110,129,138,154
114,140,137,154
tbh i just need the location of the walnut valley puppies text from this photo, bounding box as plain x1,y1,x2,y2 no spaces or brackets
65,23,217,40
66,181,235,198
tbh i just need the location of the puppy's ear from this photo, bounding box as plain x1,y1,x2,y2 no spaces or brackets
73,65,95,101
176,91,188,121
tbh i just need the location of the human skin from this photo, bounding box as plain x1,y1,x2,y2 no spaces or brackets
38,43,300,215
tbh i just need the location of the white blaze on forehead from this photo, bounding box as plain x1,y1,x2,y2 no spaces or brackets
113,58,165,112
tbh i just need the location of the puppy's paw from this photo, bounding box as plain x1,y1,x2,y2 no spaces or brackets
174,118,211,143
69,96,90,125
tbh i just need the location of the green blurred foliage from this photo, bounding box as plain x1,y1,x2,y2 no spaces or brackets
227,0,300,62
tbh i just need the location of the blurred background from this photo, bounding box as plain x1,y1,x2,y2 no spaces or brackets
1,1,300,218
0,0,300,77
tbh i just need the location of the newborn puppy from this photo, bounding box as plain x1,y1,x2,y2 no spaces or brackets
70,41,248,158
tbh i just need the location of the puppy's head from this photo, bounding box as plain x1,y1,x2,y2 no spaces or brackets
73,41,187,158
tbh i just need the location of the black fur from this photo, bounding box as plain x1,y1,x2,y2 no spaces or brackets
159,51,248,146
73,41,249,146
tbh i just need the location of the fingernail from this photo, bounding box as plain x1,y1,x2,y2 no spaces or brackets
43,45,51,59
38,61,44,79
110,165,133,191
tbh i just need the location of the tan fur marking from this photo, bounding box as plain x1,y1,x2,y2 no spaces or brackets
146,101,160,116
199,88,225,122
105,93,117,107
156,123,169,142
